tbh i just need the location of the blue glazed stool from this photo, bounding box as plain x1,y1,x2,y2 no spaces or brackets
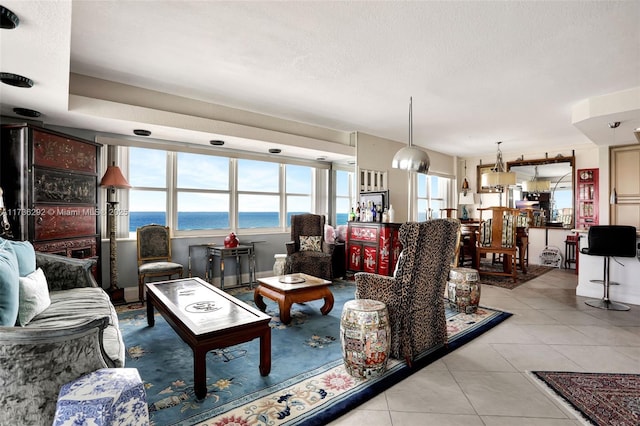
54,368,149,425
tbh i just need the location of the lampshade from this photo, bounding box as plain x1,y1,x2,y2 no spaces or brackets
391,97,430,174
458,192,475,205
100,163,131,189
522,179,550,193
392,146,430,174
481,171,516,188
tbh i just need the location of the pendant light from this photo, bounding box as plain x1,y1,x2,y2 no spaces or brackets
391,97,430,174
522,166,550,194
481,141,516,190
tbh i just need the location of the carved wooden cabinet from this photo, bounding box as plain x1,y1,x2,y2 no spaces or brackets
346,222,402,276
0,124,102,283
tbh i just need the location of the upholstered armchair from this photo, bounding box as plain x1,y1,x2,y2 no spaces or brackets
354,219,460,365
285,214,336,281
137,224,183,302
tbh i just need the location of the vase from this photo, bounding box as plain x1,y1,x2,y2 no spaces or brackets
224,232,239,248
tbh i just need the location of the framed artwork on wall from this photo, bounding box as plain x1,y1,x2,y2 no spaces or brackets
477,163,497,193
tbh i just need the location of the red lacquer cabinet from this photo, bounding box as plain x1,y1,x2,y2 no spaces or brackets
0,123,102,283
576,168,599,229
347,222,402,276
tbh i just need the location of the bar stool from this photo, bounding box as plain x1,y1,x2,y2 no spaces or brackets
564,233,579,273
581,225,636,311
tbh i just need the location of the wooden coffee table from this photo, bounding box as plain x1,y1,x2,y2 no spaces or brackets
145,277,271,400
254,273,334,324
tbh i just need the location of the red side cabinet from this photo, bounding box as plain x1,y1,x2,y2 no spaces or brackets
347,222,402,276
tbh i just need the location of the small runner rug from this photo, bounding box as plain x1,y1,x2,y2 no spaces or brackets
477,261,555,289
119,281,511,426
532,371,640,426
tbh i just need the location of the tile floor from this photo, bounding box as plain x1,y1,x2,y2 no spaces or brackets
329,268,640,425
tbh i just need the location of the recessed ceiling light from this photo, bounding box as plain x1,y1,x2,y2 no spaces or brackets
210,140,225,146
0,6,19,29
0,72,33,88
133,129,151,136
316,156,327,161
347,160,356,165
268,148,281,154
13,107,41,118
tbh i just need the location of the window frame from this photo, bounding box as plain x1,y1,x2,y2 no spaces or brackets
120,144,329,238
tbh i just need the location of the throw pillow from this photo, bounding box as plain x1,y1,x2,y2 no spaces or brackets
335,225,348,243
17,268,51,326
299,235,321,252
1,238,36,277
0,241,20,326
324,224,336,244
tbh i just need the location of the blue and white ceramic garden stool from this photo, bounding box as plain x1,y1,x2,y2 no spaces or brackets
340,299,390,379
53,368,149,426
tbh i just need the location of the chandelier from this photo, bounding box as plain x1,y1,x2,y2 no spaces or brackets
481,141,516,191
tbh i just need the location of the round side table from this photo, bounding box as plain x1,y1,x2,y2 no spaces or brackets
340,299,390,379
447,267,480,314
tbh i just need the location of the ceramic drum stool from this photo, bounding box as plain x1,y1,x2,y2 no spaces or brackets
273,253,287,275
447,267,481,314
340,299,390,379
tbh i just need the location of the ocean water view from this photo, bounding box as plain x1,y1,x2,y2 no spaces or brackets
130,212,349,231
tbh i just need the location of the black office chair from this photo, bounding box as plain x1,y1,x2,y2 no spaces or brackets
580,225,636,311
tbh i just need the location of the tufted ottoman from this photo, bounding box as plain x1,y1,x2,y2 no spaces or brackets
53,368,149,425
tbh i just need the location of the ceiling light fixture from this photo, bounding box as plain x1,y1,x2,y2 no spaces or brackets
522,165,550,194
13,107,41,118
391,97,430,174
133,129,151,136
268,148,281,154
0,6,19,29
481,141,516,191
0,72,33,88
209,140,225,146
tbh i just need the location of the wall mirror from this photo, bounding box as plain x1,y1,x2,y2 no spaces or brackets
507,156,575,228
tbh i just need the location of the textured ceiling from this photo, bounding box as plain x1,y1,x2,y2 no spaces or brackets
1,1,639,161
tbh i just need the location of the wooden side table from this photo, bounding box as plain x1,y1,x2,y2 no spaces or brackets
208,245,255,290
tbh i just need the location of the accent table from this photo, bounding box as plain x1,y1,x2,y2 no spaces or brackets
208,245,255,289
254,273,334,325
145,277,271,400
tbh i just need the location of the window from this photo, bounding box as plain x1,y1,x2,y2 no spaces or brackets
285,164,313,226
237,159,280,229
335,169,355,225
417,175,451,221
176,153,230,231
125,146,326,235
129,147,168,232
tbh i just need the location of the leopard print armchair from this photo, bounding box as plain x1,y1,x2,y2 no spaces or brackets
354,219,460,364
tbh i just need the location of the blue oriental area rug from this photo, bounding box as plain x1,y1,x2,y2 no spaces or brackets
118,281,511,425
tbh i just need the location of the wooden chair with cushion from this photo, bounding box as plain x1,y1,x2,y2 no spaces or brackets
475,207,518,283
137,224,183,302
